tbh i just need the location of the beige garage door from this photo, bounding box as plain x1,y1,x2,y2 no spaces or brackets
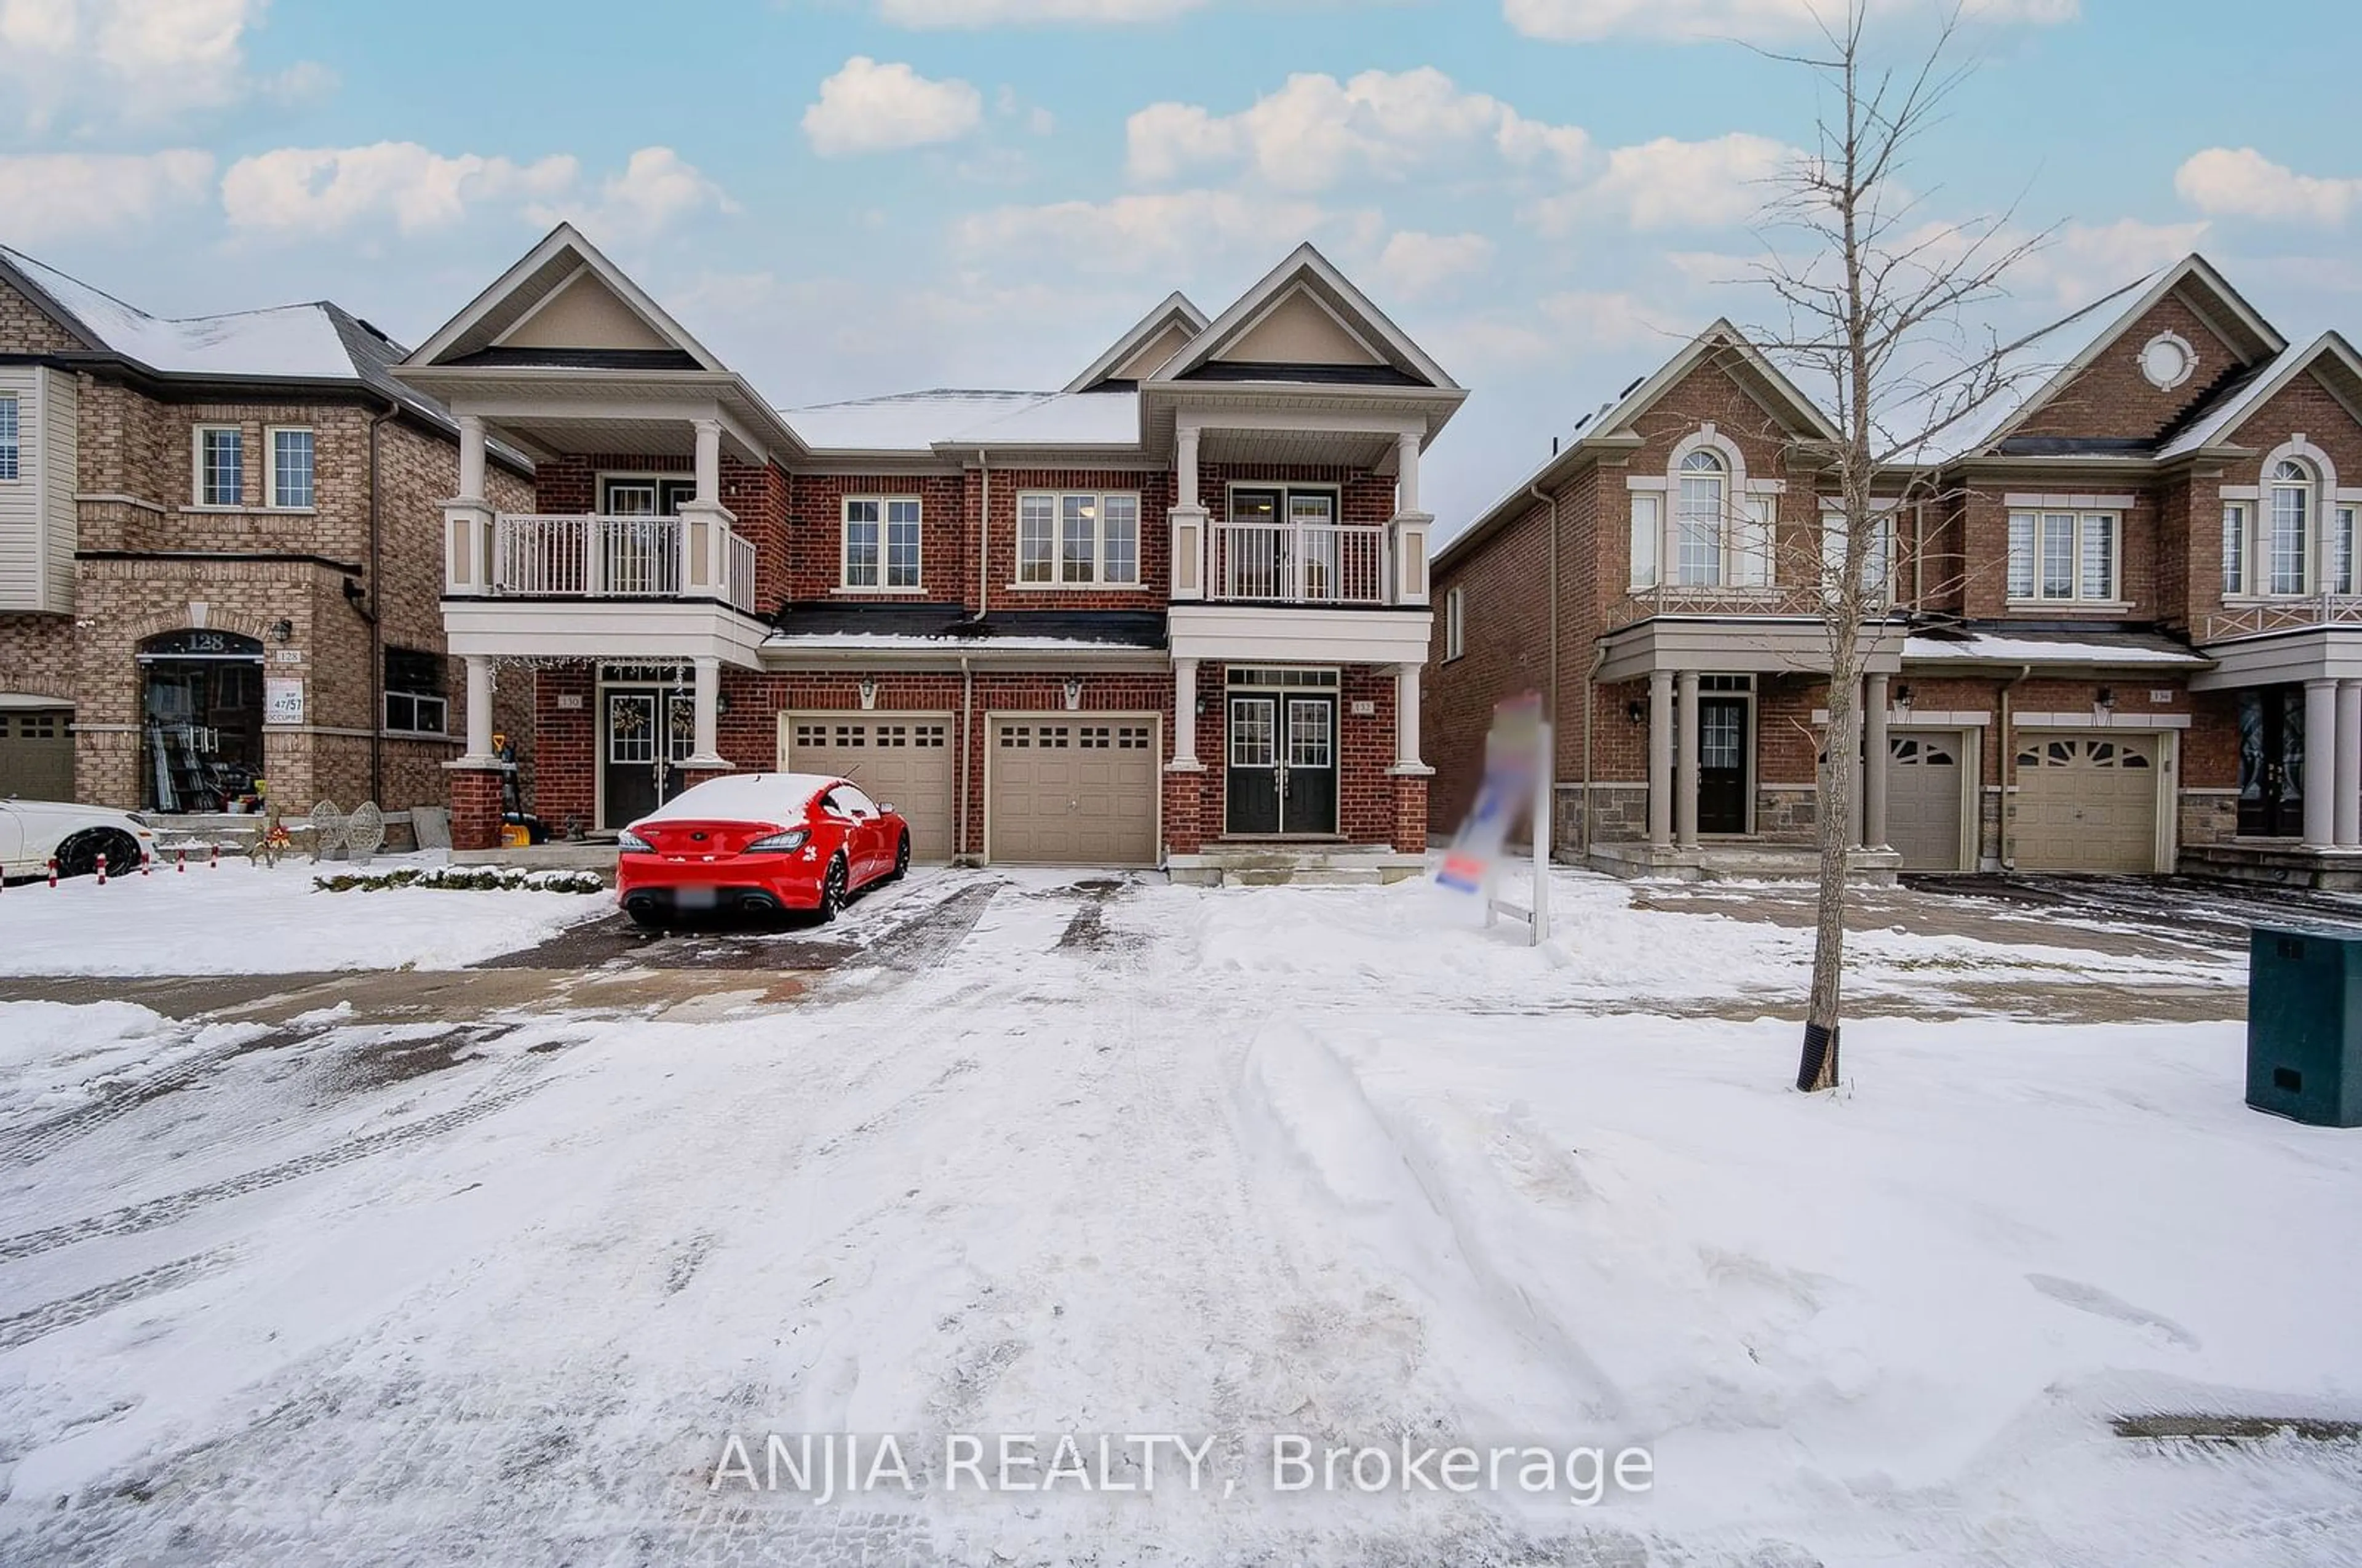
781,713,956,862
1887,731,1965,872
2013,734,2158,873
0,709,74,802
988,716,1158,866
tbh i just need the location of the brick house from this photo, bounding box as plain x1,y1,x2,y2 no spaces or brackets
399,226,1461,875
0,245,533,817
1428,254,2362,889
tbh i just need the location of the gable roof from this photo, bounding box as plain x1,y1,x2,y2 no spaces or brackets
1063,292,1208,394
1918,253,2287,465
1435,319,1839,573
1151,243,1460,392
2156,331,2362,460
404,223,726,372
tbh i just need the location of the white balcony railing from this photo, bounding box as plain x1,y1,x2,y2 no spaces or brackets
1211,522,1387,605
490,514,758,615
2203,592,2362,644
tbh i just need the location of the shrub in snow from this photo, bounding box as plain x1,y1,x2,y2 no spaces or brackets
312,867,606,895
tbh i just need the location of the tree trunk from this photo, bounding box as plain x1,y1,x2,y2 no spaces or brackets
1800,646,1859,1092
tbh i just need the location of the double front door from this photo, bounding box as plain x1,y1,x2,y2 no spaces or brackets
604,685,695,829
1226,692,1338,835
2239,686,2306,837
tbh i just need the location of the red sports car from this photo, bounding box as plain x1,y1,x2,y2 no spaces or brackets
616,773,912,928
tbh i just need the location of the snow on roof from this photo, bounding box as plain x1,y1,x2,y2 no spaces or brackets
2,245,365,381
780,389,1141,453
1903,632,2209,667
640,773,839,824
2155,344,2314,460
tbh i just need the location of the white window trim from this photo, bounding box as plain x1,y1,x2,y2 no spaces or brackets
1819,506,1898,597
191,424,245,509
1641,425,1783,592
263,424,316,513
0,391,20,485
2006,507,2123,607
838,495,924,593
1010,488,1145,590
1444,584,1465,660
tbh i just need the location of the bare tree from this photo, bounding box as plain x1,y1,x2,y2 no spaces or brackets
1751,2,2051,1091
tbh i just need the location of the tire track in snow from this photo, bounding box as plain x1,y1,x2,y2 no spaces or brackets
0,1247,239,1351
0,1075,550,1264
0,1026,290,1166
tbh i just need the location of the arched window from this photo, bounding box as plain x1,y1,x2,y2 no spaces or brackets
1677,449,1727,587
2270,458,2314,596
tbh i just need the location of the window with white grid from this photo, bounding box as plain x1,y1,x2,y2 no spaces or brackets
197,426,242,506
0,394,17,482
2006,509,2118,603
843,498,921,589
269,428,314,509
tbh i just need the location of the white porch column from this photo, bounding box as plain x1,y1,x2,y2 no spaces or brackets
685,656,730,770
1396,431,1422,517
1171,425,1207,601
1675,670,1701,850
2304,678,2339,849
464,655,496,762
2337,679,2362,849
457,415,487,501
694,418,722,506
1647,669,1675,849
1172,659,1201,768
1393,663,1425,770
1864,674,1891,851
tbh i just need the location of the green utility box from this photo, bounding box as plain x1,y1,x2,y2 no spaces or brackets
2248,925,2362,1128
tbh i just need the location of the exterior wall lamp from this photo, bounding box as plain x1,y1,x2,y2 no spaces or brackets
2097,687,2117,711
269,619,294,643
858,676,878,710
1064,677,1084,712
1894,683,1914,709
1626,700,1647,725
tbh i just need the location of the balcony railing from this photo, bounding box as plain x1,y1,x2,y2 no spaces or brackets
1211,522,1387,605
490,514,757,615
2202,592,2362,644
1608,581,1893,630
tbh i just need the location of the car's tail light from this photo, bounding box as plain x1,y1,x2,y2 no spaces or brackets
746,829,810,853
617,829,654,853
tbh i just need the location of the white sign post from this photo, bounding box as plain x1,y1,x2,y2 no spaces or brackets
1483,720,1552,946
1438,696,1552,947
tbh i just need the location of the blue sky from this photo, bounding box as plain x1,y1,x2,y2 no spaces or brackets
4,0,2358,525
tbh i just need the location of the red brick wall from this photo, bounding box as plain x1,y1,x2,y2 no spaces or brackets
2013,295,2248,444
982,466,1175,613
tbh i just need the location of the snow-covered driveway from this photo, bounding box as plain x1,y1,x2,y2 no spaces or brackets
0,868,2355,1566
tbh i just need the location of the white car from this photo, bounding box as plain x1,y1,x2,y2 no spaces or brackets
0,799,158,881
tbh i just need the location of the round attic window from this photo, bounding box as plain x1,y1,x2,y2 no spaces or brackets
2138,331,2197,392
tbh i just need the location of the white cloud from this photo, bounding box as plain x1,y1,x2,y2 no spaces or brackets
221,143,580,236
1375,231,1496,299
872,0,1205,22
1525,132,1790,234
1503,0,2076,44
953,188,1340,274
2020,217,2212,304
1127,68,1588,192
0,0,325,132
531,147,738,241
0,151,216,242
803,57,985,156
2176,147,2360,227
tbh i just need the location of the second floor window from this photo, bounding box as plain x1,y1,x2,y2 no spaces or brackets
1656,447,1772,590
269,428,314,509
198,426,243,506
1444,584,1465,659
0,393,17,482
2224,461,2353,597
2007,510,2117,603
1820,509,1895,596
843,498,921,589
1019,491,1140,586
1676,450,1727,586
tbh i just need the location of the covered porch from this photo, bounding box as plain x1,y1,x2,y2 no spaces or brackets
2190,619,2362,885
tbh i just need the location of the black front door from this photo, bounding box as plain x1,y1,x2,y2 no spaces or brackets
1698,696,1749,835
603,686,695,829
2240,686,2306,837
1282,694,1338,835
1227,695,1281,834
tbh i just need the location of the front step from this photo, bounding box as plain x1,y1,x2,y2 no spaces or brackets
1166,845,1426,888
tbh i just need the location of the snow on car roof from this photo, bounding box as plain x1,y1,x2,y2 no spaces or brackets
637,773,842,824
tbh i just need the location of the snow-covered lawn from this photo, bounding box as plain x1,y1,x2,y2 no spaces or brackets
0,854,611,975
0,869,2352,1567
